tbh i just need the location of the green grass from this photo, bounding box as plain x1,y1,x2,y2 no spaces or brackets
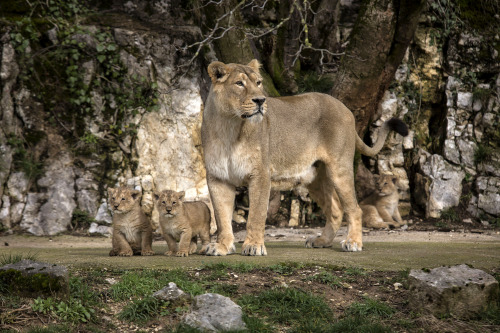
346,297,395,318
304,270,344,289
239,287,333,326
0,252,38,266
118,296,169,323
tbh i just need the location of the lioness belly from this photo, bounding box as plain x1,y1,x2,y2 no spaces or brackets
270,164,317,191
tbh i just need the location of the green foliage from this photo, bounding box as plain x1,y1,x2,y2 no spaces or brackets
267,262,305,275
6,134,44,182
239,287,333,326
32,297,94,323
24,324,73,333
118,296,168,323
0,252,38,266
7,0,159,150
346,297,395,319
70,209,96,230
110,269,205,301
297,71,334,94
304,271,343,289
474,143,494,164
69,276,100,307
440,207,459,222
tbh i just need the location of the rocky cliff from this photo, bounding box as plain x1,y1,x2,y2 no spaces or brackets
0,0,498,236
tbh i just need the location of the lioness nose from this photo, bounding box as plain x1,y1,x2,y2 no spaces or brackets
252,97,266,106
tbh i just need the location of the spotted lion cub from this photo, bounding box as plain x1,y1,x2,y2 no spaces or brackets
360,175,405,229
154,190,211,257
108,187,154,256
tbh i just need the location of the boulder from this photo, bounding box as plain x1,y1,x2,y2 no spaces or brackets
408,265,499,319
0,260,69,299
183,293,246,332
153,282,190,303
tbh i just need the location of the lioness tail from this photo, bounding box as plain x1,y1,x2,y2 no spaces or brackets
355,118,408,157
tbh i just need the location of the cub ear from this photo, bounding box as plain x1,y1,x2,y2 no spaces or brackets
208,61,228,83
153,192,160,201
247,59,261,72
131,190,141,200
178,191,185,200
107,188,115,197
391,177,398,185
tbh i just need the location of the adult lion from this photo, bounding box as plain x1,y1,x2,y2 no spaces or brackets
201,59,408,256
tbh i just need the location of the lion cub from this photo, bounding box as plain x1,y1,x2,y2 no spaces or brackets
360,175,404,229
154,190,211,257
108,187,154,256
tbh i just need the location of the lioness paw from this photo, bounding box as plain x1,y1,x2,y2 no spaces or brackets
305,236,333,248
141,250,155,256
341,239,363,252
242,243,267,256
205,242,236,256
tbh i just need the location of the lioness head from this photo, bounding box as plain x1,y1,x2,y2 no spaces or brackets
154,190,185,218
107,187,141,214
207,59,267,121
375,175,398,196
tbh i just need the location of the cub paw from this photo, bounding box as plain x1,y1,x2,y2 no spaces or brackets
118,251,133,257
341,239,363,252
164,251,174,256
305,236,333,248
241,242,267,256
198,244,210,255
176,251,189,257
205,242,236,256
141,250,155,256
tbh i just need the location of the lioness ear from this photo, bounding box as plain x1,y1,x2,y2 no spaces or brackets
208,61,228,83
247,59,261,72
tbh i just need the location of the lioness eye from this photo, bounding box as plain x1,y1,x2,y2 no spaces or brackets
236,81,244,87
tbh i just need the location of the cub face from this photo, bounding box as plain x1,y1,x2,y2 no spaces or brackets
375,175,398,196
154,190,185,218
207,59,267,121
108,187,141,214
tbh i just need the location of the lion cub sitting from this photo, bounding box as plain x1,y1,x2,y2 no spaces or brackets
108,187,154,256
154,190,211,257
360,175,405,229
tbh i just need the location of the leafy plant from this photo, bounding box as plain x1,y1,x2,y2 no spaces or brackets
440,207,459,222
31,297,94,323
6,135,43,182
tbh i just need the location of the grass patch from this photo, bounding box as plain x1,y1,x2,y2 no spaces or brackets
346,297,395,318
239,287,333,326
304,270,344,289
118,296,169,323
0,252,38,266
267,262,306,275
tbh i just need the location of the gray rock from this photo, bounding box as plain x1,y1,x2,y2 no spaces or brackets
88,222,111,235
408,265,499,319
183,293,246,332
153,282,189,302
0,260,69,299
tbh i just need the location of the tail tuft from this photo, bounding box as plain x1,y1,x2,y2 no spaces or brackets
387,118,408,137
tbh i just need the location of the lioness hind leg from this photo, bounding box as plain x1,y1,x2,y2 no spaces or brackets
328,167,363,252
305,164,343,248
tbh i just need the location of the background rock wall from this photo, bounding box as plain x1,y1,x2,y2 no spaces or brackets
0,0,498,236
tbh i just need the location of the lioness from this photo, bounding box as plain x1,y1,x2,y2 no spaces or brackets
201,59,408,256
108,187,154,256
360,175,405,229
154,190,211,257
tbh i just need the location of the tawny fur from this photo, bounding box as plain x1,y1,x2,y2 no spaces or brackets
154,190,211,257
360,175,405,229
108,187,154,257
201,59,408,256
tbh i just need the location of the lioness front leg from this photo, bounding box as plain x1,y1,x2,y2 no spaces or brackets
242,174,271,256
205,177,236,256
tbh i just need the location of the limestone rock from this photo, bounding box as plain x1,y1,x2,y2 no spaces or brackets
0,260,69,299
153,282,190,302
408,265,499,318
288,199,300,227
183,293,246,332
476,177,500,216
88,222,111,235
419,153,465,218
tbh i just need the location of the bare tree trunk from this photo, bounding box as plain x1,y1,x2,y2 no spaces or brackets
331,0,426,134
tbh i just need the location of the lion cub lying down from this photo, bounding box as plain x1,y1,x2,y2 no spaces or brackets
154,190,211,257
360,175,404,229
108,187,154,256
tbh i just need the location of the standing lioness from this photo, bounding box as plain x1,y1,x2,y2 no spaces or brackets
201,59,408,256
